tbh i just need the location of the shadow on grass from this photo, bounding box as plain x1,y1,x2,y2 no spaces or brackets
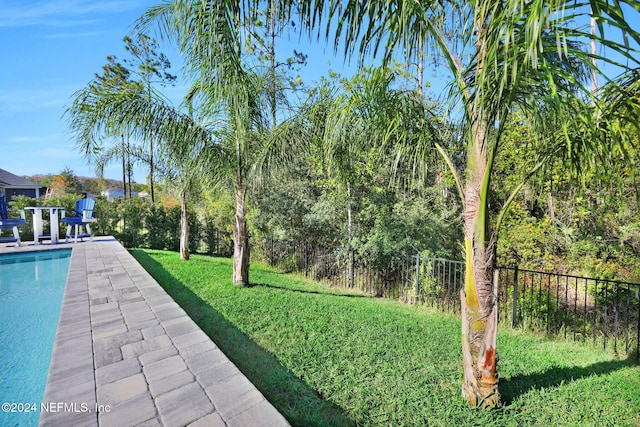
252,282,370,298
131,250,354,427
500,356,636,405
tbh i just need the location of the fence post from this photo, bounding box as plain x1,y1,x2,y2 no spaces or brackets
414,254,420,303
512,266,519,328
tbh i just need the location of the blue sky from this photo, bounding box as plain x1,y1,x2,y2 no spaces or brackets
1,1,637,183
0,1,166,180
0,0,353,182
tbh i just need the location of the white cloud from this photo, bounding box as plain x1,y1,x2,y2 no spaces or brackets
44,31,105,40
0,0,150,28
0,85,78,113
38,146,76,159
6,136,45,143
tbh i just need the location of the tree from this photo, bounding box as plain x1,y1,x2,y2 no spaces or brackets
243,1,307,127
294,0,640,407
68,86,221,261
138,1,299,286
122,34,177,204
184,71,270,281
290,67,440,285
85,55,141,198
48,167,80,197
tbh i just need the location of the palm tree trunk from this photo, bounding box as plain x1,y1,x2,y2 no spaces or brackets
590,14,598,95
233,171,250,286
346,181,354,287
417,37,424,100
127,153,133,198
150,139,155,204
121,134,127,200
460,112,500,407
180,191,189,261
461,233,499,408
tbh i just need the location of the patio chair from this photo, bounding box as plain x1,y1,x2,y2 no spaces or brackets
61,198,97,243
0,200,27,246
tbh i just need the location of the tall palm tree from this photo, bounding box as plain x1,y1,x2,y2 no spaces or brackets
68,88,223,261
137,1,275,286
294,0,640,407
186,72,270,285
131,0,639,404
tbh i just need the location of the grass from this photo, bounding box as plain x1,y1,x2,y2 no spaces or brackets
131,249,640,426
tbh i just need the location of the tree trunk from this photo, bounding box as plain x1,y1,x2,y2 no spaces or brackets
121,134,127,200
180,191,189,261
233,173,250,286
460,235,499,408
458,12,500,407
268,0,277,128
149,138,155,204
417,37,424,100
346,181,354,287
460,111,500,407
148,79,156,205
127,152,133,199
590,14,598,95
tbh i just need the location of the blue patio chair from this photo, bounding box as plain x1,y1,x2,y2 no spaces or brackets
0,200,26,246
61,198,97,243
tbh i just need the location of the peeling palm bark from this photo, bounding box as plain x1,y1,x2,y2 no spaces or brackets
460,107,500,406
461,236,499,407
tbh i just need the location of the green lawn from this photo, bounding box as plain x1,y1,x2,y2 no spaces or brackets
131,249,640,427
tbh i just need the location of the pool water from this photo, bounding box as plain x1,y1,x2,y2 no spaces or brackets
0,249,71,427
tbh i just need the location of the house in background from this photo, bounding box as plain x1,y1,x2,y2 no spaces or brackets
0,168,42,203
101,187,137,202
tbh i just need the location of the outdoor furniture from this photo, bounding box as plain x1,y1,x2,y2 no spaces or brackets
0,200,26,246
61,199,97,243
24,206,65,244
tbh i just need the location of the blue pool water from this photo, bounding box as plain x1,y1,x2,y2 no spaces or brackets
0,249,71,427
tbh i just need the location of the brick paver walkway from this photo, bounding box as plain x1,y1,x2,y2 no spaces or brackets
1,237,289,426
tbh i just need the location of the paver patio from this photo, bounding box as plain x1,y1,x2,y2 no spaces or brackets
0,237,289,426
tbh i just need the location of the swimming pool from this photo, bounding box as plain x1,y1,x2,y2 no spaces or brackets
0,249,71,427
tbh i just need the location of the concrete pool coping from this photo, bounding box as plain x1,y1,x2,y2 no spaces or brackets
0,237,289,426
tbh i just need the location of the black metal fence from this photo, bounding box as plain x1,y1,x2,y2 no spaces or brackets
256,238,640,360
258,238,416,301
497,267,640,358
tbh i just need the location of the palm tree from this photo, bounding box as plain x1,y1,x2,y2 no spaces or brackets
130,0,639,404
294,0,640,407
68,88,222,261
137,1,279,286
187,72,270,285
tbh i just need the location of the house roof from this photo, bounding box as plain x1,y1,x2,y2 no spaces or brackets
101,187,138,201
0,168,42,188
102,187,128,195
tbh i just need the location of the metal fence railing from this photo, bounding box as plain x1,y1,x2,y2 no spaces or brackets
255,238,639,361
497,267,640,358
